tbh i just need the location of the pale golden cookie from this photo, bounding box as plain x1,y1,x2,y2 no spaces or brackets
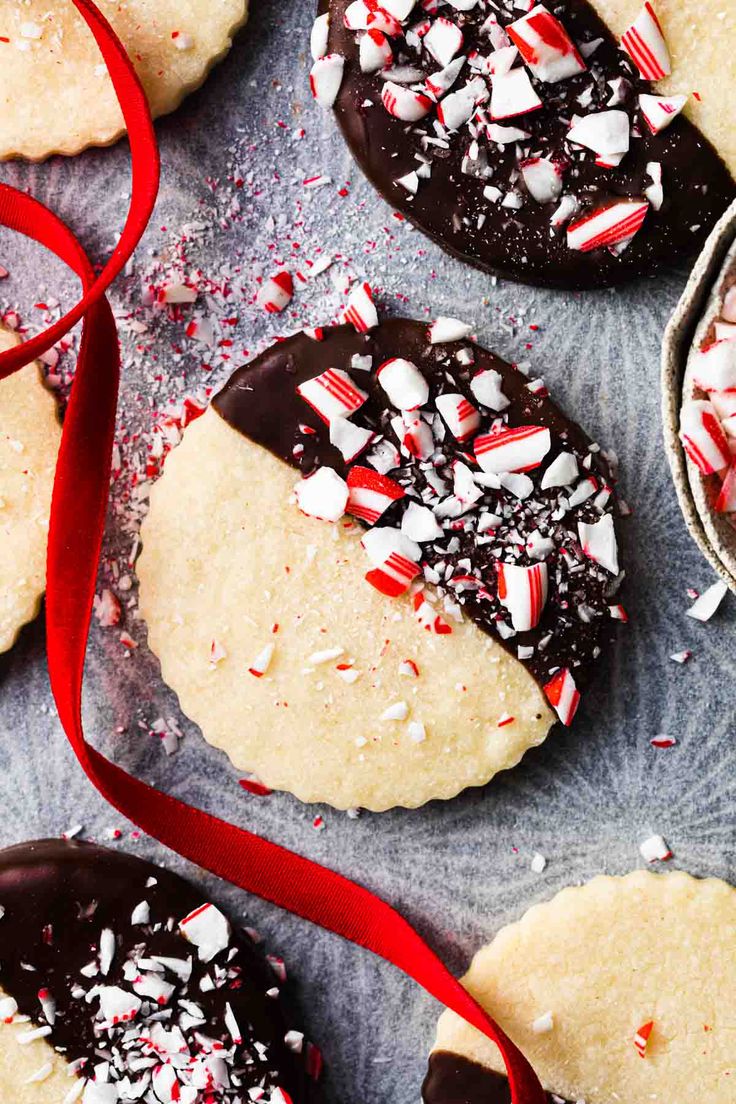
0,997,74,1103
427,871,736,1104
0,1,249,160
138,409,554,812
0,327,61,653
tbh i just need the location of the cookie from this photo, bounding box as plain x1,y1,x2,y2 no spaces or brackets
311,0,735,289
0,2,249,160
679,231,736,585
424,870,736,1104
138,315,622,811
0,327,61,654
0,838,315,1103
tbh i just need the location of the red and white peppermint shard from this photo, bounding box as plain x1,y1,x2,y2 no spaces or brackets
179,902,231,962
297,368,368,422
394,413,435,459
638,93,687,134
490,68,542,120
425,57,466,100
470,368,509,411
248,642,275,678
497,561,549,631
621,3,671,81
507,5,586,82
361,527,421,597
544,668,580,726
347,466,405,523
715,464,736,513
382,80,433,121
520,157,564,203
634,1020,655,1058
378,357,429,410
309,53,345,107
413,591,453,634
360,28,393,72
295,467,349,522
424,17,463,67
343,281,379,332
686,580,728,622
98,986,142,1026
435,393,481,441
475,425,551,473
679,400,730,474
567,110,630,157
428,316,472,344
691,340,736,392
567,200,648,252
256,271,293,314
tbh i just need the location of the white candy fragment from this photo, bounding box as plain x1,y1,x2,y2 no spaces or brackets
179,903,231,962
429,317,472,344
621,2,671,80
98,986,142,1026
638,93,687,134
295,467,349,522
248,642,275,678
401,502,443,542
531,1010,554,1033
520,157,563,203
639,834,672,863
380,701,409,721
490,68,542,119
0,996,18,1021
378,357,429,410
343,281,379,332
438,86,477,129
425,57,466,99
424,17,464,67
680,400,730,474
686,580,728,622
470,368,509,411
309,54,345,107
541,451,578,488
507,5,585,82
578,514,618,574
644,161,663,211
310,12,330,59
497,561,549,631
567,110,629,157
330,417,375,462
99,929,115,976
691,341,736,393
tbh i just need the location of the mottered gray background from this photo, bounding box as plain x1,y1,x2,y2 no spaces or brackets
0,4,734,1102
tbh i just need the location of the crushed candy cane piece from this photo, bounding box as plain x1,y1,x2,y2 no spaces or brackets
256,271,293,314
679,400,730,474
520,157,564,203
531,1009,554,1032
639,93,687,134
343,281,379,332
567,110,629,157
639,834,672,863
567,200,648,252
497,561,549,631
413,592,453,634
295,467,349,522
310,53,345,107
490,68,542,119
378,357,429,410
544,668,580,725
360,28,393,72
428,317,472,344
621,2,671,81
297,368,368,422
424,17,464,67
686,580,728,622
507,5,585,82
634,1020,655,1058
248,643,275,678
578,514,619,575
435,393,481,441
310,12,330,59
362,527,421,596
347,466,405,524
381,81,433,120
475,425,551,473
179,903,231,962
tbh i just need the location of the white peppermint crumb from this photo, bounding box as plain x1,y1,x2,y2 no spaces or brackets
531,1010,554,1034
639,834,672,863
530,852,547,874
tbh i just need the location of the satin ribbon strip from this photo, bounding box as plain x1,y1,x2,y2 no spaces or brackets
0,5,544,1101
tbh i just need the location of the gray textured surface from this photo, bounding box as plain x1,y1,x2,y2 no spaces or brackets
0,5,735,1103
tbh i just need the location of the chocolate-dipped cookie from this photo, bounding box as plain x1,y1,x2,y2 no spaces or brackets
138,306,623,811
0,839,315,1103
309,0,735,289
423,871,736,1104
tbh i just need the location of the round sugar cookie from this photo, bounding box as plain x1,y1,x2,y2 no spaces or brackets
0,327,61,653
313,0,735,288
138,317,623,811
0,838,315,1103
0,1,249,160
424,870,736,1104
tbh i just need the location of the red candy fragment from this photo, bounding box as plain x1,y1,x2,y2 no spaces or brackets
435,392,481,441
362,527,421,596
382,81,433,121
256,271,293,314
544,668,580,725
297,367,368,422
680,400,730,474
413,592,453,634
634,1020,655,1058
497,561,549,631
347,465,405,523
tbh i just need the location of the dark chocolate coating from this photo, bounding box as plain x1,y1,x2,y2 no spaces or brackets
423,1050,571,1104
322,0,735,289
0,839,313,1101
212,318,619,696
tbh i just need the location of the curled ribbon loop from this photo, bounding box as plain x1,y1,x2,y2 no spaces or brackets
0,5,544,1102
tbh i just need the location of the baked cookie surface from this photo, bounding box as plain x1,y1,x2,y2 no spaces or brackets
0,838,314,1103
0,1,249,160
138,317,622,811
0,327,61,653
314,0,734,288
424,870,736,1104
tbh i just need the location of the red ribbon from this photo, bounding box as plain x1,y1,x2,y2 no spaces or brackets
0,5,544,1102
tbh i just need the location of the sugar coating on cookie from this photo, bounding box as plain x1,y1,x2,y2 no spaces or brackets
138,318,622,811
0,327,61,653
0,839,314,1103
312,0,734,288
0,1,249,160
425,870,736,1103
